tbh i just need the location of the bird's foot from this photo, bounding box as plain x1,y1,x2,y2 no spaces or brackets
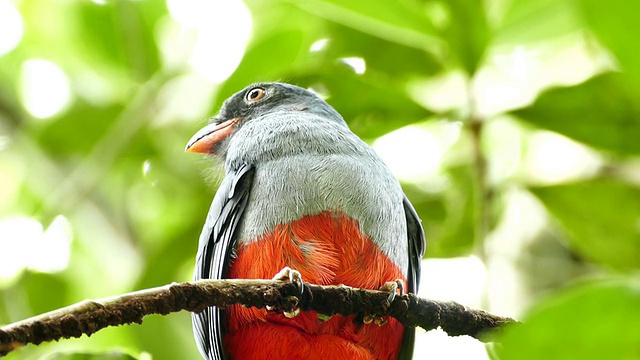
267,266,304,318
363,279,405,326
380,279,404,304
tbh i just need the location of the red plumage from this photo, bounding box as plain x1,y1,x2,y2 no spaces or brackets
225,212,405,360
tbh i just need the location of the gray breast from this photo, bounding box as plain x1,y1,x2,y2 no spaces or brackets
235,151,409,273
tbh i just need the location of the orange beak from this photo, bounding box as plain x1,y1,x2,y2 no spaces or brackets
185,117,240,154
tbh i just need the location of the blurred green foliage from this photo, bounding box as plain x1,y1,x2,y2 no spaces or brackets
496,280,640,360
0,0,639,359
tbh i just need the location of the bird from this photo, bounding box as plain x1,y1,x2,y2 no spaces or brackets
185,82,425,360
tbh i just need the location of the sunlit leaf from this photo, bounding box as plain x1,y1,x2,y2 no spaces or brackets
320,23,441,79
531,178,640,271
494,0,582,45
513,73,640,155
290,0,441,51
580,0,640,85
498,280,640,359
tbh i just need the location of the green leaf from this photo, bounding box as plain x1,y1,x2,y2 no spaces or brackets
512,73,640,155
77,1,162,80
440,0,490,74
498,280,640,359
531,179,640,271
320,22,441,79
580,0,640,85
494,0,582,45
290,0,441,51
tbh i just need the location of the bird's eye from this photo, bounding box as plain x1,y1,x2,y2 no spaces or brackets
245,87,266,103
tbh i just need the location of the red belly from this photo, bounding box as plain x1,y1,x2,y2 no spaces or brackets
225,211,406,360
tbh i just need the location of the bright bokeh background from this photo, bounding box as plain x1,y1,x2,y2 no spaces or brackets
1,0,639,359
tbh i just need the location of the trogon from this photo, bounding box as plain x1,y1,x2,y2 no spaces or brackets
185,82,425,360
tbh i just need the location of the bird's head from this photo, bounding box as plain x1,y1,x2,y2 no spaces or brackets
185,82,344,160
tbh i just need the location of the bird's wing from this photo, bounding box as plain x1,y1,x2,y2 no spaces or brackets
192,163,255,360
403,195,426,294
398,195,427,360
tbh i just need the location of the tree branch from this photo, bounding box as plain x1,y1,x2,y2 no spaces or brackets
0,279,517,357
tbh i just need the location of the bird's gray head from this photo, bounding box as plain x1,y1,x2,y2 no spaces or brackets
185,82,346,162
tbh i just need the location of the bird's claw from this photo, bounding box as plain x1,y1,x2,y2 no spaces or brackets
283,307,300,318
269,266,304,318
273,266,304,295
363,314,375,324
380,279,404,304
374,316,389,326
363,279,405,327
363,313,390,326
